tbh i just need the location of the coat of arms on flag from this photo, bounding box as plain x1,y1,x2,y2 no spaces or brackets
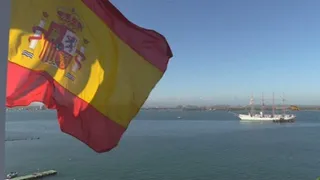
23,7,88,81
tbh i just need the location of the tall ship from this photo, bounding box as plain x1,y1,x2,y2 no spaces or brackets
238,93,296,122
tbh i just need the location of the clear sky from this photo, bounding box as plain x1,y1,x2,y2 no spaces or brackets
110,0,320,106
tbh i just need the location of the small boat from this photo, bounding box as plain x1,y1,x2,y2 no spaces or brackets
6,172,18,179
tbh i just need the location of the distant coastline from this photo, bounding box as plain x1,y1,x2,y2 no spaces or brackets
142,105,320,112
6,104,320,112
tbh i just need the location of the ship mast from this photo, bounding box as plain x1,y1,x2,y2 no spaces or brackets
250,94,255,115
282,93,286,116
261,93,264,116
272,92,275,117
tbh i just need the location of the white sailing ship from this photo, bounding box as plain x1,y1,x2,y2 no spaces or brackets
238,93,296,122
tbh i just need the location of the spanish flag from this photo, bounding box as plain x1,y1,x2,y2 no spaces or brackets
7,0,172,152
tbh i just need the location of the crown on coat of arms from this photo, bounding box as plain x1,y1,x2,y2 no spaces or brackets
55,7,84,32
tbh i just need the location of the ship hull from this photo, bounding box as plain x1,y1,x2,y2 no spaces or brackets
238,114,296,121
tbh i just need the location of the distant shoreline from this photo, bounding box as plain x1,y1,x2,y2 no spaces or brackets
141,107,320,112
6,105,320,112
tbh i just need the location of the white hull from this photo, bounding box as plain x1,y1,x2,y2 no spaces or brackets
238,113,296,121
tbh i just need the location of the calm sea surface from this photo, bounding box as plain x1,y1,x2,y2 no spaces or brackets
5,110,320,180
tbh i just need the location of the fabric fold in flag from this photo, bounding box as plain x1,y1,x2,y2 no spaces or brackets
7,0,173,153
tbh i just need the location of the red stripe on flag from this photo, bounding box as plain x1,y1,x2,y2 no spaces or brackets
81,0,173,72
6,62,126,153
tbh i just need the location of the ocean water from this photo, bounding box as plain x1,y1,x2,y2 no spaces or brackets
5,110,320,180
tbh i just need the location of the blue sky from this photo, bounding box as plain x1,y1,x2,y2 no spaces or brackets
110,0,320,106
